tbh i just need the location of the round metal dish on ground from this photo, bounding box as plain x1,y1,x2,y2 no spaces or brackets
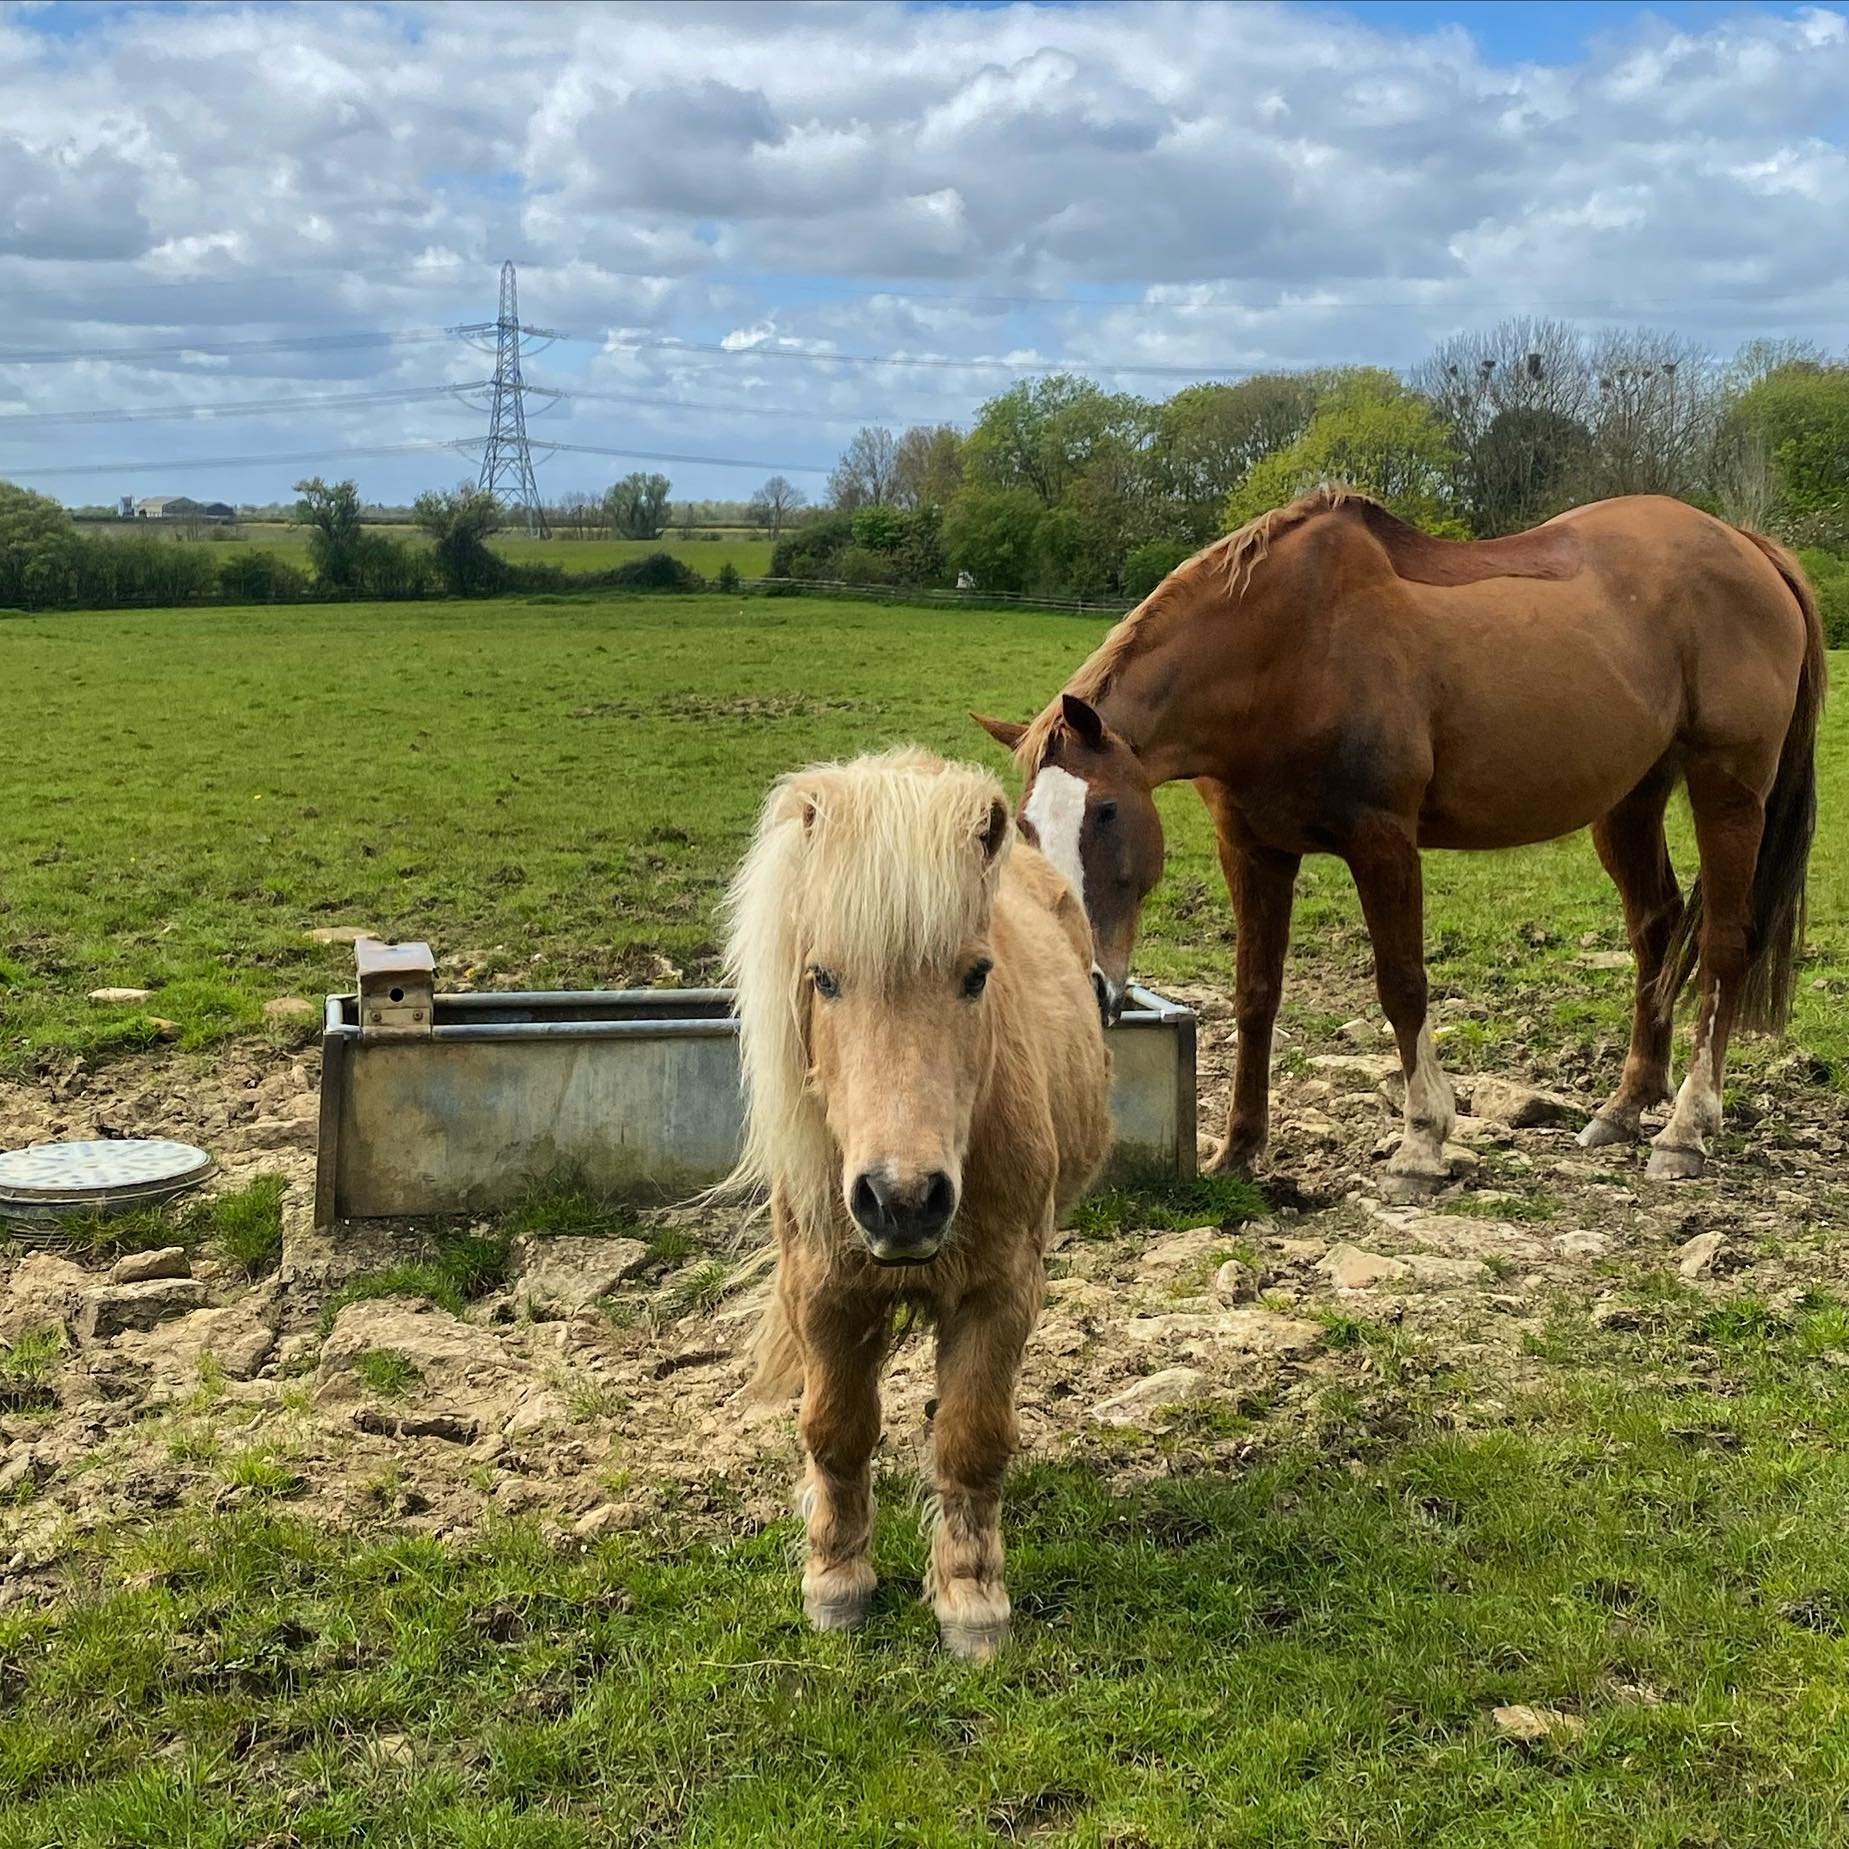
0,1139,215,1232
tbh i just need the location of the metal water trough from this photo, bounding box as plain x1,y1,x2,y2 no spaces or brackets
314,940,1197,1226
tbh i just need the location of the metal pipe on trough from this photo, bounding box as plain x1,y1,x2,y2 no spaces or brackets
314,942,1198,1227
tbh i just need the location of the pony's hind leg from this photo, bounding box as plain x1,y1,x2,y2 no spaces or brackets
795,1292,885,1631
1198,782,1301,1174
1581,764,1684,1149
927,1272,1037,1661
1346,818,1454,1202
1648,758,1766,1182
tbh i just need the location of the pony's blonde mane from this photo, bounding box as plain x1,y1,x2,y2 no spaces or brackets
722,747,1010,1234
1017,484,1365,769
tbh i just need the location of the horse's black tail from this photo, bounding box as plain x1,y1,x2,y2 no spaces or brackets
1654,530,1827,1036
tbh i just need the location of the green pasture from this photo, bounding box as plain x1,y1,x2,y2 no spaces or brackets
0,592,1843,1076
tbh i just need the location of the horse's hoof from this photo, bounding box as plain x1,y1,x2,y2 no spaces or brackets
940,1615,1010,1662
803,1567,875,1632
1378,1167,1444,1204
1578,1113,1637,1150
1646,1143,1706,1182
1202,1137,1261,1178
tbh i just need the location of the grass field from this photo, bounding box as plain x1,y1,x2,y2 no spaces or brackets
3,592,1849,1846
0,593,1843,1076
71,521,777,580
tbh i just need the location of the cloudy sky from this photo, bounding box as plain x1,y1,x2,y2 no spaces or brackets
2,0,1845,509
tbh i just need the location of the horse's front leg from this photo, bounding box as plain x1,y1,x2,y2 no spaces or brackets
1346,818,1454,1202
928,1266,1039,1660
1198,781,1300,1174
795,1287,885,1632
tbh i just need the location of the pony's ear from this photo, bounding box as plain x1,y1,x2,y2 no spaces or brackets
1061,693,1105,747
772,779,825,837
978,796,1010,866
971,713,1028,752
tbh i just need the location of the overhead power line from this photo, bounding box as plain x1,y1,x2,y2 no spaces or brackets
0,383,483,432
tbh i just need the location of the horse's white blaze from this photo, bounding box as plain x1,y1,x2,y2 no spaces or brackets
1023,767,1088,914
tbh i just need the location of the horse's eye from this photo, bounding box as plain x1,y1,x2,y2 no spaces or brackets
1095,800,1117,826
811,966,841,1001
962,959,992,1000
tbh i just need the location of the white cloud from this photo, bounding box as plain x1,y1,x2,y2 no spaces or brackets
0,0,1845,503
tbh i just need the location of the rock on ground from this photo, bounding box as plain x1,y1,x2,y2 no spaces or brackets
1320,1245,1410,1290
110,1247,190,1284
316,1299,522,1407
0,1253,92,1341
1463,1079,1585,1130
1089,1367,1209,1428
1491,1704,1585,1743
511,1235,651,1314
77,1278,208,1341
1676,1231,1727,1278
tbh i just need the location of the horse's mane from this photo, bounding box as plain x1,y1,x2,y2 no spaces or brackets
1016,484,1364,768
721,747,1009,1234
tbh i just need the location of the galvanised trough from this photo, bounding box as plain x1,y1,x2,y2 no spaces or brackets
314,940,1197,1226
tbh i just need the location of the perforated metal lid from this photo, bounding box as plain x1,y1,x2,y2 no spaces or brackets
0,1138,214,1215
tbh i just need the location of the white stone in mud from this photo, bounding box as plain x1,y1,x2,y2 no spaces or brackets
128,1303,276,1381
1676,1231,1727,1279
1134,1226,1224,1277
1319,1244,1410,1290
1552,1231,1609,1260
511,1235,651,1313
1461,1080,1585,1130
306,926,377,945
1089,1367,1209,1428
1217,1308,1322,1355
1402,1254,1492,1287
87,987,153,1004
1309,1053,1402,1087
1213,1259,1260,1303
110,1247,190,1284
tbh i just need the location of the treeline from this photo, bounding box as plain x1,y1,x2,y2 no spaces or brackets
776,321,1849,636
0,477,719,612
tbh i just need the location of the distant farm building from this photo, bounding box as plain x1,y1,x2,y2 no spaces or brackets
132,496,235,521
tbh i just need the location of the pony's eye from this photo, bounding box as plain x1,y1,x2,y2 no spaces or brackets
811,966,841,1001
962,959,993,1000
1095,800,1118,826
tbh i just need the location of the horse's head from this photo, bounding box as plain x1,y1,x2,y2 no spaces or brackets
728,752,1012,1265
976,694,1163,1026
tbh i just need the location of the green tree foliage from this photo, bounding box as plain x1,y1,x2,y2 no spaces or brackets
892,424,964,510
941,486,1046,595
1469,407,1593,536
1121,538,1196,601
603,473,672,540
1225,372,1465,535
413,484,506,597
0,481,80,608
1728,364,1849,542
1146,377,1317,541
962,376,1148,505
291,477,365,590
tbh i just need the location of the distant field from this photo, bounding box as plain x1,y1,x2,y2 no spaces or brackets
71,521,776,579
0,591,1843,1075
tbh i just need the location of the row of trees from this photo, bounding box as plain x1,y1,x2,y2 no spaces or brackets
784,324,1849,606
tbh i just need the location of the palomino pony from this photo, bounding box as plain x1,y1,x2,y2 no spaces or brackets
978,488,1824,1197
725,748,1110,1658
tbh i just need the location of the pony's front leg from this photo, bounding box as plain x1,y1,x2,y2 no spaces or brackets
1199,783,1300,1174
796,1291,885,1632
928,1270,1038,1661
1347,820,1454,1202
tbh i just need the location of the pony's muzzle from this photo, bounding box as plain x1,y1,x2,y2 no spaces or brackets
850,1168,957,1264
1092,965,1124,1028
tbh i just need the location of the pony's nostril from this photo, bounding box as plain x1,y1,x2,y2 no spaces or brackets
922,1171,956,1225
850,1172,886,1231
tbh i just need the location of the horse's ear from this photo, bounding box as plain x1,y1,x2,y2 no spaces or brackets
979,796,1010,866
773,779,824,837
1061,693,1105,747
972,713,1028,752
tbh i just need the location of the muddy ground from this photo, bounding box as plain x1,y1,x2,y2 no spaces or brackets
2,966,1846,1592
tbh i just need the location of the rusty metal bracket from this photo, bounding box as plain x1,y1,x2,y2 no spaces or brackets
355,939,435,1039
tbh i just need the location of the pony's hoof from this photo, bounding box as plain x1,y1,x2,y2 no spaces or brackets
1378,1166,1444,1204
803,1566,875,1632
940,1615,1010,1662
1578,1113,1637,1150
1646,1143,1706,1182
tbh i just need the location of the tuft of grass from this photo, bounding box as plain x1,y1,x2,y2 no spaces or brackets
1069,1172,1267,1238
196,1176,286,1277
500,1171,648,1244
319,1224,511,1332
1436,1192,1562,1224
354,1348,421,1399
0,1326,64,1410
661,1260,732,1320
217,1448,304,1499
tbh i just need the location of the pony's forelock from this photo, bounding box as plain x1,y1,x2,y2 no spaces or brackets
721,748,1011,1234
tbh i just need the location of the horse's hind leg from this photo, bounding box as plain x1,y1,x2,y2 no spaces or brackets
1648,757,1766,1181
1581,763,1684,1149
1346,818,1454,1202
927,1271,1037,1661
795,1291,885,1632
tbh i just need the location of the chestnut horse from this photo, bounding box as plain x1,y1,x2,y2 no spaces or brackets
725,748,1110,1658
978,488,1824,1197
